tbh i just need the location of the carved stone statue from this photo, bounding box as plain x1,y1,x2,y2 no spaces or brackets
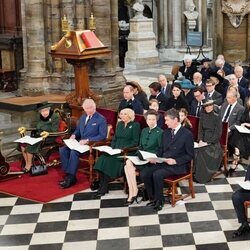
132,0,145,19
184,0,199,30
222,0,250,28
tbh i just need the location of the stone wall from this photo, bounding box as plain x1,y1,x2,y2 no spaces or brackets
19,0,125,109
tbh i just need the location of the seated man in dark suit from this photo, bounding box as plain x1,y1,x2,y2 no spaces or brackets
148,81,168,111
235,65,249,90
118,85,144,114
158,74,172,99
219,88,245,137
205,79,223,106
190,86,206,117
232,165,250,238
59,99,107,188
140,108,194,211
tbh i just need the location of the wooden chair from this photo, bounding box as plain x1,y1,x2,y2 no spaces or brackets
134,114,148,130
187,115,199,142
244,201,250,222
19,109,69,167
79,108,118,184
164,161,195,207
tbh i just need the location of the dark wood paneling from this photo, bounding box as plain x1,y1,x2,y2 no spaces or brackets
0,0,21,35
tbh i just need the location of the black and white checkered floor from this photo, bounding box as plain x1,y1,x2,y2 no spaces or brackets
0,165,250,250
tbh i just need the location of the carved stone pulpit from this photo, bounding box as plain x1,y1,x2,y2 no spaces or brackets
50,30,111,117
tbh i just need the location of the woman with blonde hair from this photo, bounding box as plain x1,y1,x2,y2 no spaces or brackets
124,109,163,205
94,108,140,197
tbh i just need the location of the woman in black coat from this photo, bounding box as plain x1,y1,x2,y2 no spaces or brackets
166,82,189,112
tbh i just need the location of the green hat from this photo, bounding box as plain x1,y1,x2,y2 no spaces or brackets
37,102,52,111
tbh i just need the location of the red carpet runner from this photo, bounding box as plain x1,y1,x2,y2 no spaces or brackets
0,163,90,203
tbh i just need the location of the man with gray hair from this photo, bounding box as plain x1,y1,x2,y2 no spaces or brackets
177,55,197,81
59,99,108,189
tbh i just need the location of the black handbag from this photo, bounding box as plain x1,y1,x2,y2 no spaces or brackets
30,164,48,176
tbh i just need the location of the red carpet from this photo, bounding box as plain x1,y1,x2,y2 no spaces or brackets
0,162,90,203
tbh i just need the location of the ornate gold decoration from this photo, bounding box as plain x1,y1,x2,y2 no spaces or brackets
64,31,72,49
89,13,96,31
222,0,250,28
61,15,69,34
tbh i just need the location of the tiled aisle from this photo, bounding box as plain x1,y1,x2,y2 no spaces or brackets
0,165,250,250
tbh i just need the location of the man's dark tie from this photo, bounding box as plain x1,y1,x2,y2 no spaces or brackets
84,116,91,127
195,102,201,117
171,129,175,140
223,105,232,122
207,93,212,99
161,87,166,95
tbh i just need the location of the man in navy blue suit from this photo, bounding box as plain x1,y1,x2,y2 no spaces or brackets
232,166,250,237
59,99,107,188
141,108,194,211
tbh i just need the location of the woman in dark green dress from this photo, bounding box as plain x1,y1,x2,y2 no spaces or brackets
19,102,59,172
94,108,140,197
124,110,163,205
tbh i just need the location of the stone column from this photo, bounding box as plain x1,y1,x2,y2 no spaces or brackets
60,0,75,88
198,0,207,45
22,0,49,95
163,0,168,47
75,0,85,30
172,0,182,46
157,0,164,48
110,0,119,70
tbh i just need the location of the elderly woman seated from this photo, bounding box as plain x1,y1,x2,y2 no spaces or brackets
193,99,223,183
124,109,163,205
18,102,59,173
93,108,140,198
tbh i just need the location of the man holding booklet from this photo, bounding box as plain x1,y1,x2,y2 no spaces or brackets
140,108,194,211
59,99,107,188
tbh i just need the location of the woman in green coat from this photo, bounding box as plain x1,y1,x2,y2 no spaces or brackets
20,102,59,172
124,109,163,205
94,108,140,197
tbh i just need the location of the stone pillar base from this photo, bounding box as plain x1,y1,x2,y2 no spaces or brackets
125,18,159,69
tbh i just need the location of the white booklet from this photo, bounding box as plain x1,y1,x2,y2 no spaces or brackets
125,156,149,165
194,141,209,148
64,139,90,153
236,180,250,190
93,145,122,155
14,135,43,145
235,125,250,134
138,150,166,163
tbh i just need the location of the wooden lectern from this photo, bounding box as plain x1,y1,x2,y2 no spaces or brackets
50,30,111,117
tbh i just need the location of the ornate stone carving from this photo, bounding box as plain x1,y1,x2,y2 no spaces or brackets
222,0,250,28
183,0,199,30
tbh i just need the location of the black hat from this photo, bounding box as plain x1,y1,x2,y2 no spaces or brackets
201,58,212,64
37,102,53,111
126,81,140,89
209,71,224,84
202,98,214,107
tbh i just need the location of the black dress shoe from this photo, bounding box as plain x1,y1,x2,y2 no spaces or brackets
232,223,250,238
146,200,156,207
153,200,164,211
60,178,77,189
93,192,106,199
